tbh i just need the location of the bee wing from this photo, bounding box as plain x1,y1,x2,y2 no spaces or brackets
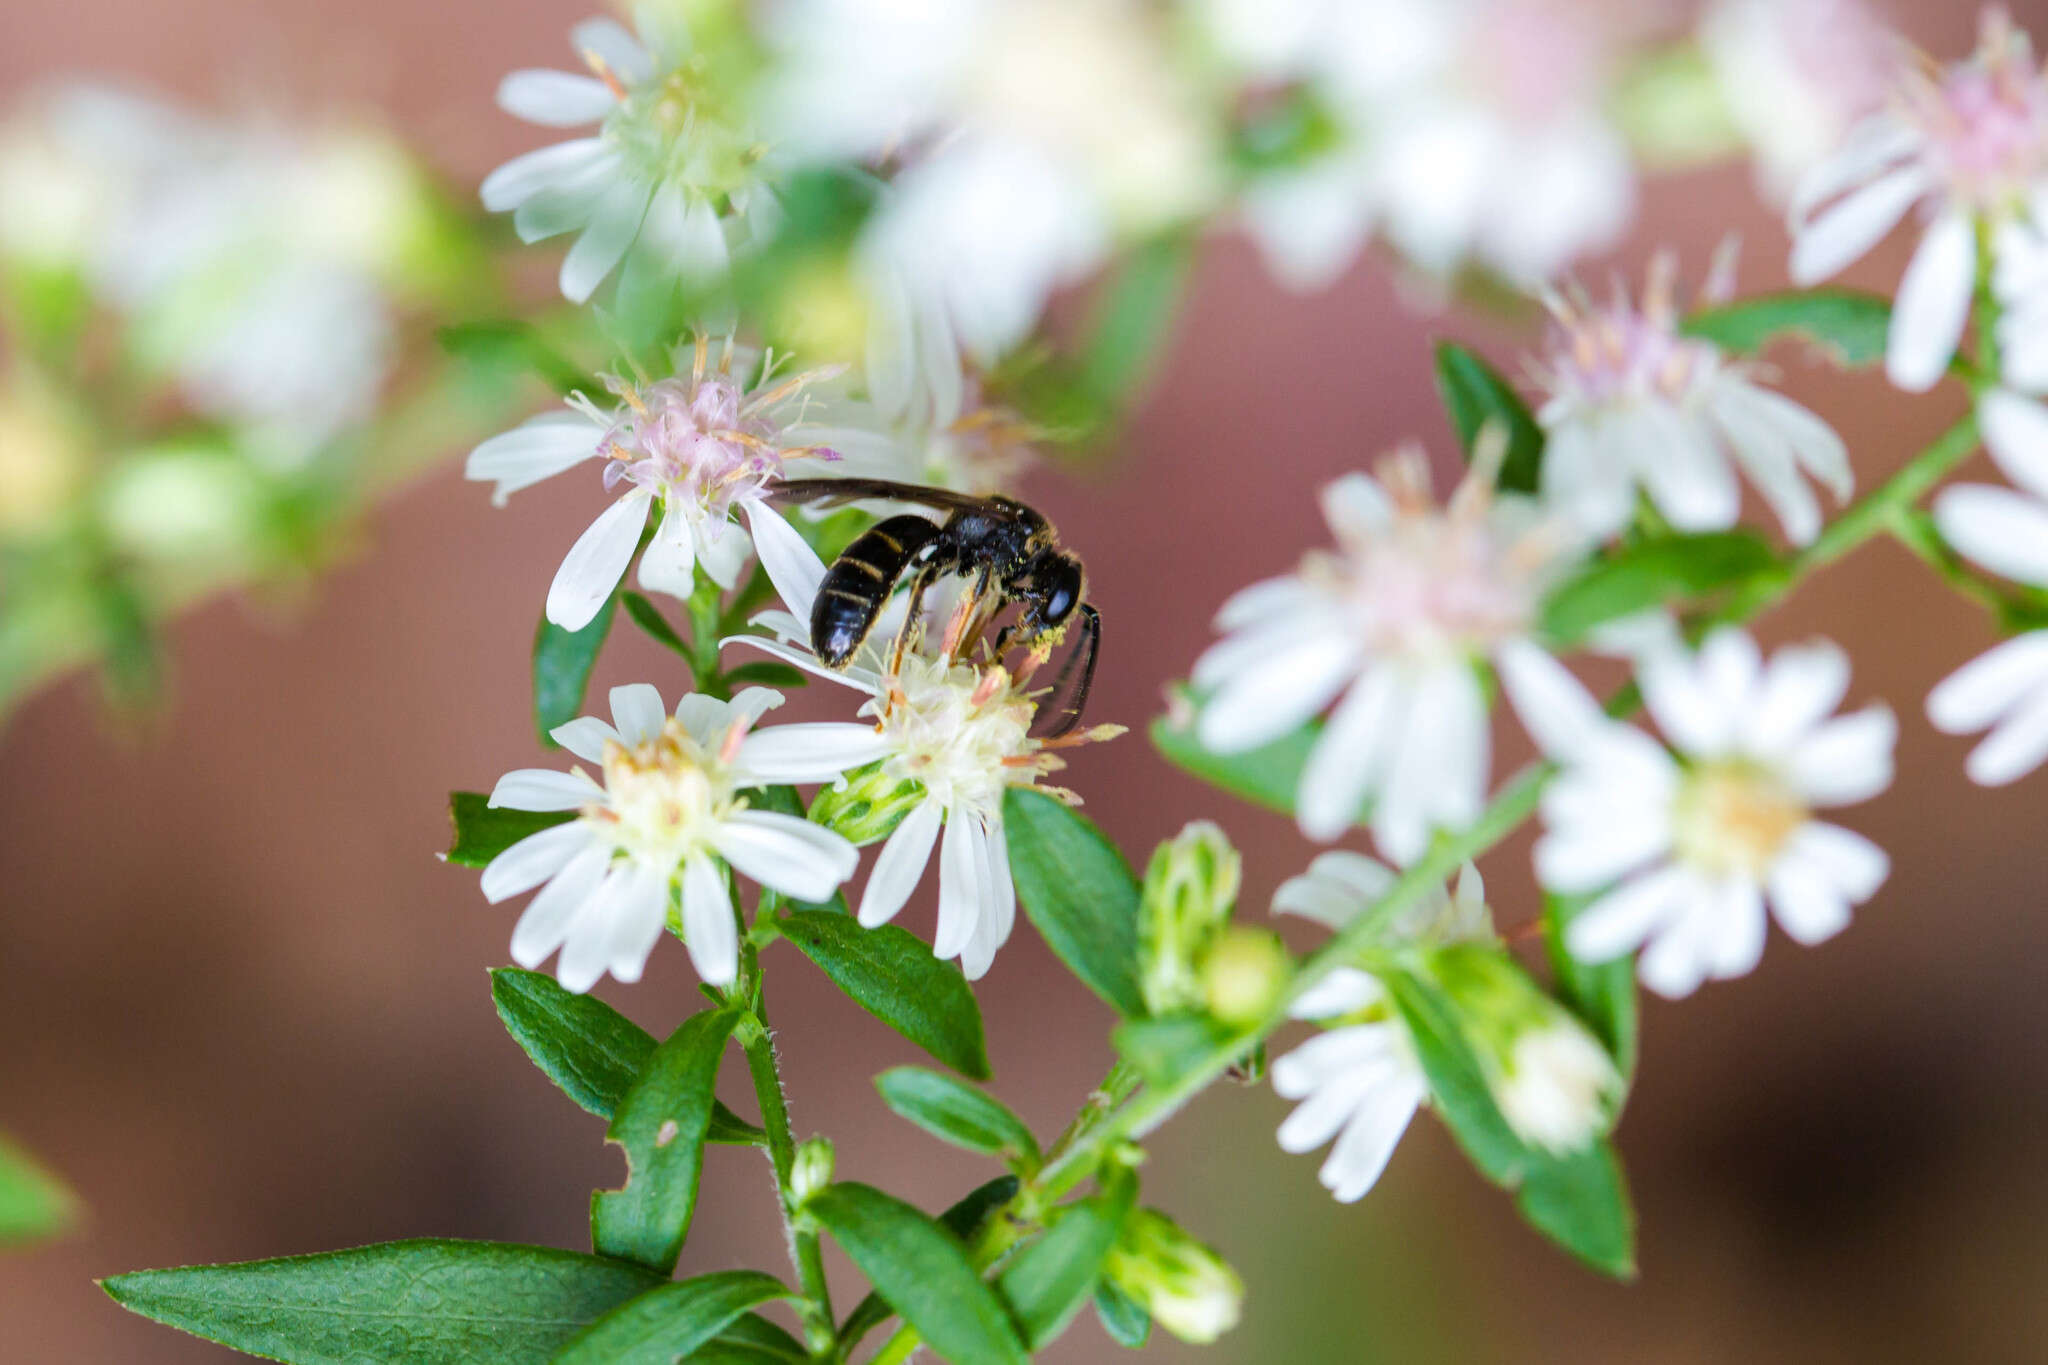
768,477,994,517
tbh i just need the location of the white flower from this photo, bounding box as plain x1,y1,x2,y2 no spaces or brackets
478,683,861,991
1269,854,1489,1202
482,10,777,304
1700,0,1898,205
1494,1021,1620,1155
1789,10,2048,391
464,338,843,630
722,537,1117,979
1193,447,1573,862
763,0,1221,359
1220,0,1635,291
1533,255,1852,544
1502,629,1895,999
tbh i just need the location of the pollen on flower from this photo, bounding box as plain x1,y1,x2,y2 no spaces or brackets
1902,8,2048,212
1671,759,1809,878
1535,255,1723,413
586,718,742,869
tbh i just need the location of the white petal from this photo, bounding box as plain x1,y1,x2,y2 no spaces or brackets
858,798,942,927
605,861,672,983
1197,632,1361,753
1320,472,1394,540
722,633,880,696
1979,388,2048,501
1565,863,1687,964
1498,639,1607,761
1288,966,1384,1020
547,491,651,631
696,519,752,590
1271,1024,1398,1097
1927,632,2048,732
1782,821,1889,902
1241,160,1376,293
1740,640,1849,756
510,844,611,968
550,716,623,765
1887,212,1976,392
1320,1074,1423,1202
513,149,625,242
488,768,602,812
1787,115,1920,228
1371,662,1486,866
557,863,638,993
465,414,602,505
1215,575,1321,631
745,502,828,620
1295,665,1399,842
671,194,731,287
1272,852,1392,927
1786,705,1896,805
1711,387,1821,545
1636,402,1740,533
1788,164,1926,285
1746,388,1853,502
560,177,653,303
1935,484,2048,586
681,853,739,986
1534,810,1671,895
637,502,698,600
1641,631,1749,757
1967,683,2048,786
715,810,859,904
1705,876,1767,981
1541,416,1635,541
932,811,983,961
480,822,593,904
1635,888,1719,998
608,683,668,747
571,16,655,84
480,138,610,212
1765,852,1853,946
497,69,616,126
738,723,892,783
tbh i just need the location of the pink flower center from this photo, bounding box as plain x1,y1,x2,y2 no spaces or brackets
602,374,783,519
1541,303,1716,411
1913,14,2048,210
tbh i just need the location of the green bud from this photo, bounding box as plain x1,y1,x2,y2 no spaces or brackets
1427,945,1622,1155
808,761,926,846
1138,821,1241,1015
1200,928,1291,1027
790,1137,835,1207
1103,1208,1243,1344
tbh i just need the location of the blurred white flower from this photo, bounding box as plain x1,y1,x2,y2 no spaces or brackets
1700,0,1898,205
1193,448,1572,862
1502,630,1894,999
1533,255,1851,544
465,338,843,630
1789,9,2048,391
1216,0,1635,291
1494,1018,1620,1154
725,540,1117,979
1270,855,1490,1201
483,10,777,304
764,0,1222,359
479,683,860,991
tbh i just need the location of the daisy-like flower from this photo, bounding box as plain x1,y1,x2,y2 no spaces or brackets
464,337,843,631
482,11,776,304
1533,254,1852,545
1270,854,1489,1202
723,541,1119,979
1501,629,1895,999
1789,8,2048,391
478,683,860,992
1193,446,1571,862
1700,0,1898,206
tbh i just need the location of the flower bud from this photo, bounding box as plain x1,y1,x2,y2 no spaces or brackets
790,1137,835,1207
808,761,926,847
1426,944,1622,1154
1200,928,1291,1027
1138,821,1241,1015
1102,1208,1243,1344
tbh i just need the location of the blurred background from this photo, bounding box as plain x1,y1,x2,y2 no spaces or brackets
4,1,2047,1361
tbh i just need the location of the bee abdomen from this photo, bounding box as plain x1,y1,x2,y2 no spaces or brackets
810,515,943,666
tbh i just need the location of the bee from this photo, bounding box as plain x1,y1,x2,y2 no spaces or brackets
767,478,1100,736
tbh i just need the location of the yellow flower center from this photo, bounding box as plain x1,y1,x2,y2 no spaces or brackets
587,718,739,868
1672,760,1807,879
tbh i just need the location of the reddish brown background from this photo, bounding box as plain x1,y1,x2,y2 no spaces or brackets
4,2,2047,1361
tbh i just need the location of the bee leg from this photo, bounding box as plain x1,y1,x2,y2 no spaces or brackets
889,559,946,677
1039,604,1100,739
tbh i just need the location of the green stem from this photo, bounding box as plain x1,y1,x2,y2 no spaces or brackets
689,580,731,700
737,945,838,1359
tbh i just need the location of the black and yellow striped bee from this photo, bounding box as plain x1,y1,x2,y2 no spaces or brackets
768,478,1100,736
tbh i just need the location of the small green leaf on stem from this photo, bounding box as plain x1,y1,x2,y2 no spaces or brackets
1540,529,1778,645
445,793,572,869
1433,341,1546,494
998,1186,1134,1349
1681,288,1892,369
534,593,619,745
1093,1281,1152,1349
781,911,991,1078
837,1176,1021,1350
1149,709,1316,818
1514,1141,1637,1279
1003,789,1147,1018
553,1269,791,1365
0,1135,74,1244
876,1068,1040,1168
619,591,690,658
1539,895,1639,1080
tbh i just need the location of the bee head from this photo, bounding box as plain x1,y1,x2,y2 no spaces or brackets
1021,550,1085,632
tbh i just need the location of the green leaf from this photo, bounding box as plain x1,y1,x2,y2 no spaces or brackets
445,792,573,869
1433,341,1546,494
1514,1142,1637,1278
1540,895,1639,1080
1093,1281,1151,1349
1002,789,1146,1018
725,661,808,689
1383,968,1529,1185
534,593,619,745
998,1189,1133,1349
1540,530,1778,645
438,320,588,395
620,591,690,657
809,1183,1029,1365
1079,232,1195,407
1149,710,1314,817
488,968,763,1144
1681,288,1892,369
1112,1013,1242,1088
101,1239,663,1363
780,912,990,1079
684,1313,810,1363
838,1177,1021,1349
0,1135,73,1243
553,1269,790,1364
590,1009,740,1274
875,1068,1039,1167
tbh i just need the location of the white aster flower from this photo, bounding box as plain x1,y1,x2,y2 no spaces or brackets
482,9,777,304
1789,9,2048,391
1270,854,1489,1202
1533,255,1852,545
464,337,843,630
764,0,1221,359
1491,1017,1621,1155
1700,0,1898,205
479,683,861,991
1193,447,1573,862
1502,629,1895,999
